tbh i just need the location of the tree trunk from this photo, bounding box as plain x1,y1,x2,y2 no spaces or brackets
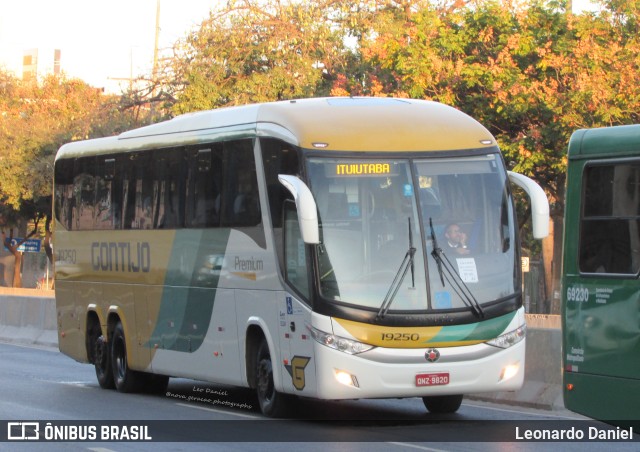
542,213,565,314
541,182,565,315
2,228,35,288
12,251,23,288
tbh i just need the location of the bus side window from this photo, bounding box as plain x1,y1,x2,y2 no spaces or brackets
95,158,115,230
185,146,222,228
260,138,301,285
284,201,311,299
579,163,640,275
54,158,75,230
72,157,96,230
121,153,152,230
156,148,186,229
222,140,261,228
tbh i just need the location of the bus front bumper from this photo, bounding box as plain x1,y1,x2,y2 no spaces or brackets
311,339,525,400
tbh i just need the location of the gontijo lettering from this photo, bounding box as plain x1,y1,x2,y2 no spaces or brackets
336,163,391,175
91,242,151,273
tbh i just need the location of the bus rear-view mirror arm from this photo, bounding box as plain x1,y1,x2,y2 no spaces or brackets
507,171,550,240
278,174,321,244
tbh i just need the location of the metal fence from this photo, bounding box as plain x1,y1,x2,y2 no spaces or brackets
523,260,550,314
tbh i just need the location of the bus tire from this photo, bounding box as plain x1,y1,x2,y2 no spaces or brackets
422,394,463,413
111,321,143,393
94,334,115,389
255,338,290,418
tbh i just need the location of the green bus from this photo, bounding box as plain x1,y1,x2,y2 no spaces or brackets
563,124,640,425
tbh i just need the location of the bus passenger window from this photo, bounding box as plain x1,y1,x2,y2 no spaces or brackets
95,158,114,230
54,158,75,230
73,157,96,230
185,146,222,228
222,140,261,228
155,149,185,229
579,163,640,275
131,155,154,229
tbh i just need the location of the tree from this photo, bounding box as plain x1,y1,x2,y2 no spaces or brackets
330,0,640,311
148,0,640,310
0,72,139,286
167,0,346,113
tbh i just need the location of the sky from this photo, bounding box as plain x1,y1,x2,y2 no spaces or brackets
0,0,598,95
0,0,219,93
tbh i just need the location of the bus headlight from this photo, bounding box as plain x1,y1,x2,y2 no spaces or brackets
309,326,375,355
486,325,526,349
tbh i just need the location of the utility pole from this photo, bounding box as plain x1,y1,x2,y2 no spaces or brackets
151,0,161,116
153,0,160,82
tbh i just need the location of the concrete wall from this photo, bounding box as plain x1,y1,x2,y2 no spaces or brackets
0,288,57,347
0,291,563,410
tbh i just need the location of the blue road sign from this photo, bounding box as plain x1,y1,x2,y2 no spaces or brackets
5,238,42,253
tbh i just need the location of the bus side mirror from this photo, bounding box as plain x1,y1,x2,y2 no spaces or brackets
278,174,320,244
508,171,550,239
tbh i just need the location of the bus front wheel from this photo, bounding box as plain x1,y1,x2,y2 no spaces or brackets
255,339,290,418
422,394,463,413
111,321,142,393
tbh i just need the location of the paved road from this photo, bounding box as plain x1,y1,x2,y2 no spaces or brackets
0,341,636,451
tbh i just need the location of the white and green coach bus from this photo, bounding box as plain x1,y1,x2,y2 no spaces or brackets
54,97,548,417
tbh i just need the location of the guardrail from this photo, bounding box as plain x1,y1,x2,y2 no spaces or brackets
0,291,563,410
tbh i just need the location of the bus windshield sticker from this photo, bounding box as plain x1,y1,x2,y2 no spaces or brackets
403,184,413,197
455,258,478,283
434,291,452,309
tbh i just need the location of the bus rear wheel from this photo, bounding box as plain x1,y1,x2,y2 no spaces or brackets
422,394,463,413
255,339,290,418
94,334,115,389
111,321,143,393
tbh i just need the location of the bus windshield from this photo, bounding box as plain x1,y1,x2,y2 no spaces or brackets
307,154,517,313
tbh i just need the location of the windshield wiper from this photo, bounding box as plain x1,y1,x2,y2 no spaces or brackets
376,218,416,321
429,218,445,286
429,218,485,318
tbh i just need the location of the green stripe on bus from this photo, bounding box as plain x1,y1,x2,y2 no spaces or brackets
148,228,231,352
426,311,517,344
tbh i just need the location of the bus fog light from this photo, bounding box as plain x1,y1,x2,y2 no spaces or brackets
334,369,359,387
500,363,520,382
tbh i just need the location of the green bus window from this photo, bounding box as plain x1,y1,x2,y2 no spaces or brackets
579,163,640,275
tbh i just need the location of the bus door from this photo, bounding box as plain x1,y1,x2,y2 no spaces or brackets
277,292,315,395
277,203,316,395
